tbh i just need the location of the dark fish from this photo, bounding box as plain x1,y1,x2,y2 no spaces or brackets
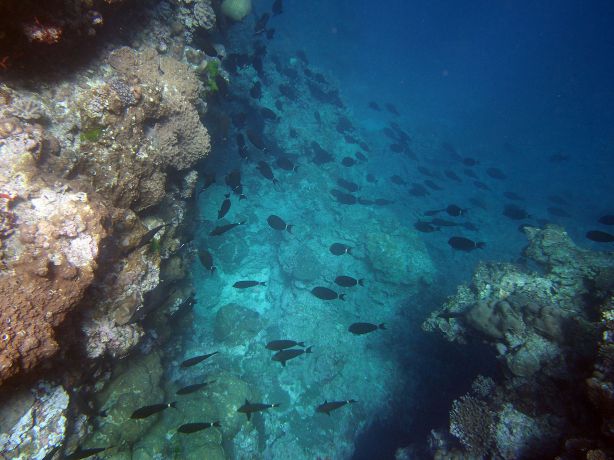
463,168,478,179
176,381,216,395
389,143,405,153
344,134,359,145
334,276,364,287
437,311,465,320
461,222,479,231
417,166,435,177
272,0,283,15
368,101,381,111
180,352,218,368
272,346,312,366
366,173,377,183
198,249,216,273
64,447,109,460
348,322,385,335
257,161,279,184
261,107,278,121
448,236,485,251
390,175,406,186
409,184,429,197
355,151,367,162
374,198,394,206
311,141,333,164
329,243,352,255
252,56,264,75
337,178,360,193
424,180,443,191
330,189,357,205
341,157,356,167
233,280,266,288
473,180,491,191
547,207,571,218
237,399,280,420
414,221,439,233
314,111,321,124
445,170,462,182
266,28,275,39
316,399,356,415
599,215,614,225
247,129,267,151
296,50,308,64
469,197,488,210
462,157,479,166
385,103,399,115
124,223,169,255
487,167,507,180
430,218,461,227
358,198,375,205
131,402,176,419
250,81,262,99
266,340,305,351
225,170,246,198
424,209,441,216
178,421,221,433
209,221,246,236
254,13,270,34
236,133,246,150
503,191,524,201
198,173,216,194
218,194,231,219
274,99,283,111
276,157,298,172
267,214,293,232
586,230,614,243
289,127,298,138
446,204,465,217
503,204,531,220
311,287,345,301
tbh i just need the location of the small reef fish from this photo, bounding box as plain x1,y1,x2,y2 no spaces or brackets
444,170,462,182
267,214,293,232
198,249,216,273
414,221,439,233
486,167,507,179
316,399,357,415
385,103,400,115
272,346,312,366
178,421,221,433
349,322,385,335
257,160,279,184
233,280,266,288
314,110,322,124
337,178,360,193
209,221,246,236
266,340,305,351
198,173,216,194
503,204,531,220
311,286,345,301
355,151,368,162
64,446,109,460
272,0,283,16
261,107,277,121
374,198,394,205
430,218,462,227
462,157,479,166
276,157,299,172
218,194,231,220
176,381,216,395
225,170,246,199
409,184,429,197
366,173,377,183
341,156,356,167
586,230,614,243
368,101,381,111
448,236,486,251
390,175,407,186
237,400,280,420
180,352,218,368
503,191,524,201
446,204,465,216
254,12,270,34
599,215,614,225
424,179,443,191
463,168,478,179
249,81,262,99
417,166,435,177
473,180,491,191
130,402,176,419
330,189,357,205
124,223,169,255
334,276,364,287
247,129,266,152
329,243,352,255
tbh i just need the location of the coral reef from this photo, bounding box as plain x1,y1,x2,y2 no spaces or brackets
221,0,252,21
424,226,614,458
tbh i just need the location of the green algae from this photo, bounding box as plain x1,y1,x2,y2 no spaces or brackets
79,127,104,143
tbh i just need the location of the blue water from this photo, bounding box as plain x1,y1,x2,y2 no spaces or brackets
188,1,614,458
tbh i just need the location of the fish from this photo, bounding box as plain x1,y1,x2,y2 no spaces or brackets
266,28,275,39
217,194,231,219
337,178,360,193
334,276,364,287
462,157,479,166
311,286,345,301
198,249,216,273
424,179,443,191
209,221,246,236
599,215,614,225
329,243,352,255
257,161,279,184
249,81,262,99
385,103,400,115
176,381,216,395
473,180,491,191
448,236,485,251
247,129,267,151
316,399,356,415
389,143,405,153
276,157,299,172
486,167,507,180
417,166,435,177
233,280,266,288
547,207,571,218
275,100,283,111
254,13,270,34
225,170,246,199
311,141,334,164
409,184,429,197
355,151,367,162
414,221,439,233
178,421,221,433
358,198,375,205
463,168,478,179
272,346,312,366
366,173,377,183
348,322,385,335
368,101,381,111
430,218,462,227
314,111,321,124
267,214,293,232
390,175,407,186
445,170,462,182
261,107,278,121
180,352,219,368
266,340,305,351
586,230,614,243
124,223,169,255
330,189,357,205
437,311,465,320
198,173,216,194
503,191,524,201
446,204,465,216
272,0,283,15
503,204,531,220
341,156,356,167
64,447,109,460
130,402,177,419
237,399,280,420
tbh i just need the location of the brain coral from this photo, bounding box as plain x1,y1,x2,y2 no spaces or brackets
221,0,252,21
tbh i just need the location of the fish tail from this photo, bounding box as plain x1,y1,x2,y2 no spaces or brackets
273,178,280,185
281,360,287,367
271,403,280,407
260,281,267,286
379,323,386,330
358,279,365,286
213,421,221,427
170,402,178,409
210,266,217,273
298,341,305,347
287,224,294,234
339,294,346,301
240,194,247,200
305,346,313,354
239,220,247,225
477,242,486,249
346,247,352,254
294,166,299,172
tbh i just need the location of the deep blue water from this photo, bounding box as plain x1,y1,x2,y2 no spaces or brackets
189,1,614,458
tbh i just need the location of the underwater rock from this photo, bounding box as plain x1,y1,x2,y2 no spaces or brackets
279,244,325,282
214,303,264,346
221,0,252,21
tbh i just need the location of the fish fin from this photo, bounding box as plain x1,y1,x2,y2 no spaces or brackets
477,242,486,249
287,224,293,234
271,403,280,407
225,193,230,198
358,279,365,286
326,411,331,416
213,421,221,427
347,247,352,254
305,346,313,354
210,266,217,274
273,178,280,185
239,220,247,225
281,360,287,367
240,194,247,200
339,294,346,301
294,166,300,172
379,323,386,330
298,341,305,347
246,412,251,421
260,281,267,286
170,402,178,409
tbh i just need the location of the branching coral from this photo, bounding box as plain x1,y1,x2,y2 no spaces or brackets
449,395,495,455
